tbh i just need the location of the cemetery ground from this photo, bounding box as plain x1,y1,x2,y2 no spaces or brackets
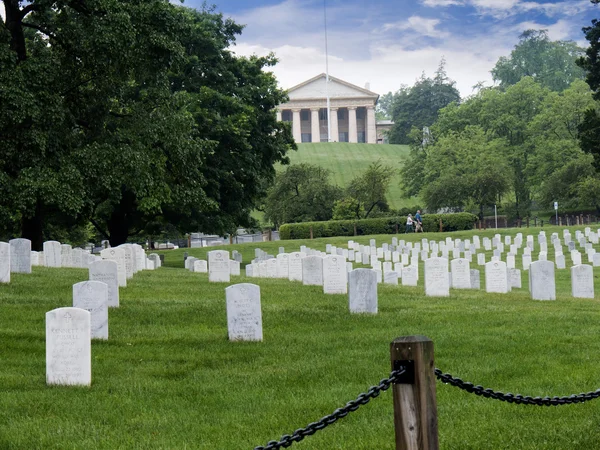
281,142,416,210
3,227,600,448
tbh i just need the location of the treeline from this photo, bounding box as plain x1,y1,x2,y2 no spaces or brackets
0,1,295,249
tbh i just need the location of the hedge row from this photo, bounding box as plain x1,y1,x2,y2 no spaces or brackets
278,213,478,240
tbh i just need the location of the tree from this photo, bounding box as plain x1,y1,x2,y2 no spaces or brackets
332,198,363,220
263,164,342,226
419,127,510,218
492,30,585,92
389,59,460,144
0,2,294,247
346,161,395,218
376,91,396,120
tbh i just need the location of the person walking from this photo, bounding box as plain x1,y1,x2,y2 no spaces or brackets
415,209,423,233
405,214,414,233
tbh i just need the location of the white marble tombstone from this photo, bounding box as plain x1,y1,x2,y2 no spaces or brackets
593,253,600,268
384,271,399,285
118,245,134,279
10,238,32,274
148,253,161,268
349,269,378,313
208,250,231,282
571,264,594,299
572,252,582,266
508,268,522,289
485,261,509,294
100,248,127,287
230,260,241,276
0,242,10,283
425,257,450,297
258,262,267,278
43,241,62,267
450,258,471,289
193,260,208,273
46,307,91,386
226,283,262,341
276,253,289,279
323,255,348,294
302,255,324,286
30,251,39,266
145,258,155,271
522,254,532,271
245,264,255,278
73,281,109,340
288,252,305,282
38,251,45,267
60,244,73,268
133,244,146,273
506,254,515,269
470,269,480,289
529,260,556,301
477,253,485,266
266,258,278,278
89,260,120,308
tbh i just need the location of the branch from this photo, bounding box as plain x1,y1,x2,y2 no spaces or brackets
21,22,66,47
89,217,110,241
20,4,39,18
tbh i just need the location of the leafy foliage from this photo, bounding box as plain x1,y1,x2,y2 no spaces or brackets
492,30,585,92
388,59,460,145
346,161,395,218
263,164,342,227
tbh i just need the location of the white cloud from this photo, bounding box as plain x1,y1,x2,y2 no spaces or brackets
512,19,574,40
382,16,449,38
421,0,465,6
469,0,592,19
0,3,5,23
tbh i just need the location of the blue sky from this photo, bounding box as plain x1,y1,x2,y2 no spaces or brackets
1,1,596,97
186,0,599,97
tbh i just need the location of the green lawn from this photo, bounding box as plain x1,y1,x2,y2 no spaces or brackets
283,143,418,211
3,225,600,449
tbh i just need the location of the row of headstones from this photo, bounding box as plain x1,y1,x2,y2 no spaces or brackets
0,239,163,285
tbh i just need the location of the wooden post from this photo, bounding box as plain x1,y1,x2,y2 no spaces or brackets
268,229,272,241
478,220,482,231
438,219,442,233
576,216,580,225
310,226,313,240
526,217,529,228
355,223,359,236
390,336,439,450
541,220,544,227
559,216,562,226
504,217,507,228
188,235,191,248
534,217,537,227
395,223,399,235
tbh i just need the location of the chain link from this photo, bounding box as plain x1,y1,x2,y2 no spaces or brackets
435,368,600,406
253,367,406,450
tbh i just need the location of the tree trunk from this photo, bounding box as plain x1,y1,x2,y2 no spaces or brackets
106,189,135,246
4,0,28,62
21,199,43,250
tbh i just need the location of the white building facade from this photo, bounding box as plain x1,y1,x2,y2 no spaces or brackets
277,74,380,144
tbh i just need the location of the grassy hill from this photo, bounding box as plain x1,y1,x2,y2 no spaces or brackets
282,143,418,211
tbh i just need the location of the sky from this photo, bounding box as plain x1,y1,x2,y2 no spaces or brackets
1,1,597,97
197,0,598,98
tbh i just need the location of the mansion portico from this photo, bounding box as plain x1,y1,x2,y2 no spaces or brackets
277,74,381,144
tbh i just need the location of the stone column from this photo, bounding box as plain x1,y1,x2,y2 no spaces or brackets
329,108,339,142
311,108,320,143
276,109,282,122
292,109,302,143
348,106,358,143
366,106,377,144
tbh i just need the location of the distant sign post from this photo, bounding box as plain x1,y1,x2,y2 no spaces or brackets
554,202,558,225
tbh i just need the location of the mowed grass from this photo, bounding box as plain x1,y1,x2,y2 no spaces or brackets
283,143,418,210
3,225,600,448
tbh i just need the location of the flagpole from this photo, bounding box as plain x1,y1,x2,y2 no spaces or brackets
324,0,331,142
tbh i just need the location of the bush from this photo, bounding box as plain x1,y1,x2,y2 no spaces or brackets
279,212,477,240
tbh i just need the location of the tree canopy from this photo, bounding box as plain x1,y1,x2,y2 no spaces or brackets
492,29,586,92
0,0,295,247
388,59,460,145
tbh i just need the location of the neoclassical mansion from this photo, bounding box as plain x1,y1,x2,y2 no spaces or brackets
277,74,392,144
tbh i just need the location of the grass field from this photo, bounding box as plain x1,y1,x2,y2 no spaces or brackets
282,143,417,211
3,225,600,449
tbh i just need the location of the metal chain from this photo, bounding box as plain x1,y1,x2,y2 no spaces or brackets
254,367,406,450
435,368,600,406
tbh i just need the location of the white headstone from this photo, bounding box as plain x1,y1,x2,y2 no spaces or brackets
208,250,231,282
508,268,521,289
230,260,241,276
193,260,208,273
10,238,32,273
348,269,378,313
288,252,305,281
73,281,108,340
323,255,348,294
485,261,508,293
46,307,91,385
43,241,62,267
470,269,480,289
477,253,485,266
530,260,556,301
302,255,324,286
425,257,450,297
60,244,73,268
402,265,418,286
0,242,10,283
89,260,120,308
118,245,134,279
384,271,399,285
450,258,471,289
226,284,262,341
276,253,289,278
571,264,594,299
100,248,127,287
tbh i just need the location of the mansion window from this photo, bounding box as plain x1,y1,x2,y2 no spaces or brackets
301,133,312,143
338,132,349,142
337,109,346,120
282,110,292,122
358,131,366,143
319,109,327,121
300,110,310,121
356,108,365,120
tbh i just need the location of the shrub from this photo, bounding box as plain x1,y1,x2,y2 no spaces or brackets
279,212,477,239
